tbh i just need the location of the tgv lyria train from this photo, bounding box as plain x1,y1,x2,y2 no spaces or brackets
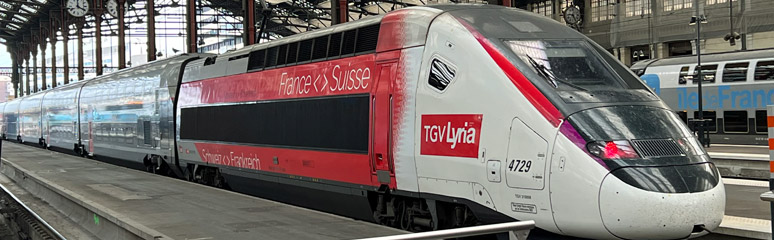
632,48,774,145
0,5,723,239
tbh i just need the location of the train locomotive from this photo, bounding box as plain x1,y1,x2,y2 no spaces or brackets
1,5,724,239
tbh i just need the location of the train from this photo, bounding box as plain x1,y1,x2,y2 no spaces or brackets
631,48,774,145
0,5,724,239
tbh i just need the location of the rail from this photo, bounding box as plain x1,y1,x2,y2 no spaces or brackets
0,174,66,240
357,221,535,240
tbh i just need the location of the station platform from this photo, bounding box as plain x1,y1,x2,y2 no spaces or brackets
706,144,769,180
0,142,405,240
2,140,774,240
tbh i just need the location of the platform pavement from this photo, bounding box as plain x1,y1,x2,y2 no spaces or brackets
0,142,406,240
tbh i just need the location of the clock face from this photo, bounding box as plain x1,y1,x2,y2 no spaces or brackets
563,6,582,25
106,0,119,18
66,0,89,17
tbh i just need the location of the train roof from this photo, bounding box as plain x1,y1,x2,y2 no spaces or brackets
646,48,774,67
209,4,583,71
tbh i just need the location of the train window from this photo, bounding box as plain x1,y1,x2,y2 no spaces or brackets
298,39,314,62
505,39,642,91
286,42,298,64
676,111,688,124
692,65,717,83
754,61,774,81
678,66,691,84
428,58,456,92
328,32,342,58
723,111,748,133
355,24,380,53
755,110,767,133
341,29,357,55
247,49,266,71
722,62,748,82
265,47,279,68
277,44,288,65
312,36,329,60
693,111,717,132
143,121,151,145
180,96,369,153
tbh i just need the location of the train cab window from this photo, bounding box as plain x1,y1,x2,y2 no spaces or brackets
505,39,646,91
692,65,717,83
722,62,749,82
723,111,748,133
678,66,691,84
693,111,717,132
428,58,456,91
754,61,774,81
755,110,768,133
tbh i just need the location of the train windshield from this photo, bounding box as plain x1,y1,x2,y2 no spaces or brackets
505,40,637,92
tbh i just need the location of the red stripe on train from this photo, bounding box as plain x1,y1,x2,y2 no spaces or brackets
193,142,376,186
456,18,563,127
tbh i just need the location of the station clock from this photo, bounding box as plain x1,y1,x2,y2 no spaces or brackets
66,0,89,17
106,0,119,18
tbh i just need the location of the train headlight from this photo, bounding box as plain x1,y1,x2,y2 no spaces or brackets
587,140,640,160
676,137,705,156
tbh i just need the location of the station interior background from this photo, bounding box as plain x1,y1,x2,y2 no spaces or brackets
0,0,772,101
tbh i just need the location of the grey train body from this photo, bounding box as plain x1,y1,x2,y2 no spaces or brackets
632,49,774,145
1,54,211,173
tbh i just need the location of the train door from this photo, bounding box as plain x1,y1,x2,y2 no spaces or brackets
371,61,397,185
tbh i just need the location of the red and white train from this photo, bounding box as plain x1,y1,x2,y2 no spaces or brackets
1,5,724,239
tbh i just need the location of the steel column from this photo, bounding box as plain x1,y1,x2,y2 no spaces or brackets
24,54,29,95
186,0,198,53
243,0,256,46
77,21,84,81
330,0,348,25
40,40,47,91
94,0,103,75
40,23,48,91
63,21,70,85
118,0,126,69
10,47,18,97
32,47,38,93
147,0,157,61
50,16,58,89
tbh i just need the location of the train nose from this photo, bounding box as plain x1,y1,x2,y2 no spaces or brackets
598,163,725,239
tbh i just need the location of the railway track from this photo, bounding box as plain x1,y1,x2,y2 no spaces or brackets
0,180,65,240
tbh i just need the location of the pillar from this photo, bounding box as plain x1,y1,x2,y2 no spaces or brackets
186,0,198,53
32,47,38,93
25,54,30,95
94,1,103,76
118,0,127,69
63,21,70,85
10,48,18,98
50,31,57,88
243,0,256,46
77,21,84,81
41,40,47,91
147,0,157,61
